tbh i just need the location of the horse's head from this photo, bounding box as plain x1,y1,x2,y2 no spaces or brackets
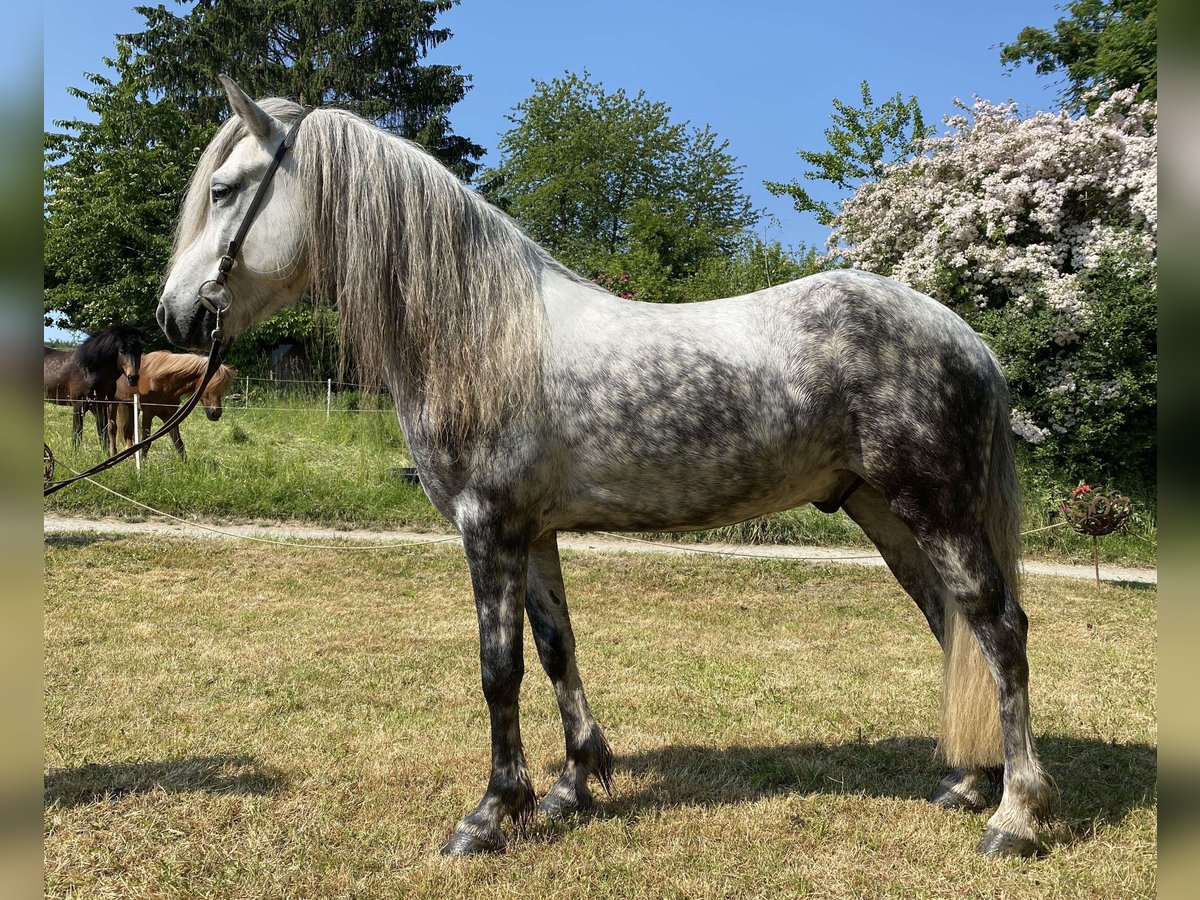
201,363,237,422
116,326,144,388
80,323,144,387
158,77,310,352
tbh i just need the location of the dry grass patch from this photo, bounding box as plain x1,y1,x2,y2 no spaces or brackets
45,535,1156,898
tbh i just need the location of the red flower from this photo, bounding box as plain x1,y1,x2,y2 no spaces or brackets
1072,483,1092,497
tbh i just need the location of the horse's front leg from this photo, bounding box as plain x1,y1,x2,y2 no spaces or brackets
94,401,109,450
169,425,187,459
441,520,537,855
105,408,118,456
71,404,84,447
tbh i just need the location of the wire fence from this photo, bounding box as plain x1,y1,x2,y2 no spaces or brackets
45,375,398,417
46,399,396,415
42,379,1155,559
48,458,1102,565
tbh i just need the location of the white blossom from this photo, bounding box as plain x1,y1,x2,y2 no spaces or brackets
1011,409,1051,445
831,89,1156,431
832,88,1157,333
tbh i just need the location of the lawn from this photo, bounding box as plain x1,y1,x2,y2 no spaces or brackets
44,534,1156,898
43,390,1158,567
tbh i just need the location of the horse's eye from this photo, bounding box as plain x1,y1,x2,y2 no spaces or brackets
211,183,237,203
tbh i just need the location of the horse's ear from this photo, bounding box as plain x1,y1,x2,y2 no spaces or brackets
219,74,277,140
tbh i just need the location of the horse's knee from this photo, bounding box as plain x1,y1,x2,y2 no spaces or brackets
480,650,524,708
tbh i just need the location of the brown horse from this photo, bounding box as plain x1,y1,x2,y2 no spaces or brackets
108,351,237,458
44,324,144,447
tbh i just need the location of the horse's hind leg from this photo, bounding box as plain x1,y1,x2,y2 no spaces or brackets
842,484,997,812
921,524,1052,856
525,532,613,817
842,482,946,644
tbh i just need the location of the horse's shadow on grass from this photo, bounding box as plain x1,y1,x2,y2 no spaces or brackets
1107,579,1156,591
45,754,289,810
44,532,139,550
544,735,1154,847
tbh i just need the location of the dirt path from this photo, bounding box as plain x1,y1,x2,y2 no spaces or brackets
43,514,1156,585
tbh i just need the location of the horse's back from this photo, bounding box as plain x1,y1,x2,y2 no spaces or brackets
537,275,850,530
536,269,1007,532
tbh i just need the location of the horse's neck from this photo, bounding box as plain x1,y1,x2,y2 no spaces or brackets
160,367,205,400
89,355,120,382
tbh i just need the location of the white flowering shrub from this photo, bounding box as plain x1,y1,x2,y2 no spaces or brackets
832,88,1156,490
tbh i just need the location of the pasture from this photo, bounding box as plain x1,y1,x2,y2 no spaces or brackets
42,395,1157,568
45,534,1156,898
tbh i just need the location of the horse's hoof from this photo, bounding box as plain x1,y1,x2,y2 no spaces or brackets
539,787,592,819
440,826,507,856
929,783,988,812
977,828,1041,858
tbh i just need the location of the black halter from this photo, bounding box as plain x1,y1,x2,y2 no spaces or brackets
198,109,310,323
44,110,309,497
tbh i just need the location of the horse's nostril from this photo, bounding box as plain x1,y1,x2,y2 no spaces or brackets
127,374,139,385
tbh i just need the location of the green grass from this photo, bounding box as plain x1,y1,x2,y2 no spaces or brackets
45,535,1156,898
44,390,442,530
44,389,1157,566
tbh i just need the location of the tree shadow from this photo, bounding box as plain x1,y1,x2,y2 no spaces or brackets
545,734,1154,847
45,754,289,810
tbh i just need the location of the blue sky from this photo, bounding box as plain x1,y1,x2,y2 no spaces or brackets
44,0,1064,337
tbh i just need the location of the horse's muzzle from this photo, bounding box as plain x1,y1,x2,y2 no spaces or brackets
126,373,139,386
157,300,217,352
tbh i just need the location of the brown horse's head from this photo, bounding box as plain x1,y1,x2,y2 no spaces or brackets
201,363,237,421
117,325,144,387
119,346,142,387
80,323,144,388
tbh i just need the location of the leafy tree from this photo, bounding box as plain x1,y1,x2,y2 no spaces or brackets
765,81,930,227
45,0,480,348
681,238,827,303
44,43,210,336
979,250,1156,493
1000,0,1157,112
123,0,484,178
484,72,758,299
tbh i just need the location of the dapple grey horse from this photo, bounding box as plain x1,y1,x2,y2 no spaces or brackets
156,78,1051,858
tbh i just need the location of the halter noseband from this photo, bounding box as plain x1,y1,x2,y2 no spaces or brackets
197,108,310,334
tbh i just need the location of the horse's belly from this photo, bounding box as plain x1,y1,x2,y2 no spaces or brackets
550,451,844,533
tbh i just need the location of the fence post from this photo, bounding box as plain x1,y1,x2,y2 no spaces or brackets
327,378,332,419
133,394,142,476
245,375,250,407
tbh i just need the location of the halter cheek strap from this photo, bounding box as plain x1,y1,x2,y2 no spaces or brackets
198,108,310,320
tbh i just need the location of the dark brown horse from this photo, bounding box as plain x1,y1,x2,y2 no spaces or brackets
108,351,237,458
44,324,144,446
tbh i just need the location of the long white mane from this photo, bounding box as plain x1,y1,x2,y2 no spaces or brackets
176,98,563,441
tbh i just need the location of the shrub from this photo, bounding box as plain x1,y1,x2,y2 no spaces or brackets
833,88,1156,492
